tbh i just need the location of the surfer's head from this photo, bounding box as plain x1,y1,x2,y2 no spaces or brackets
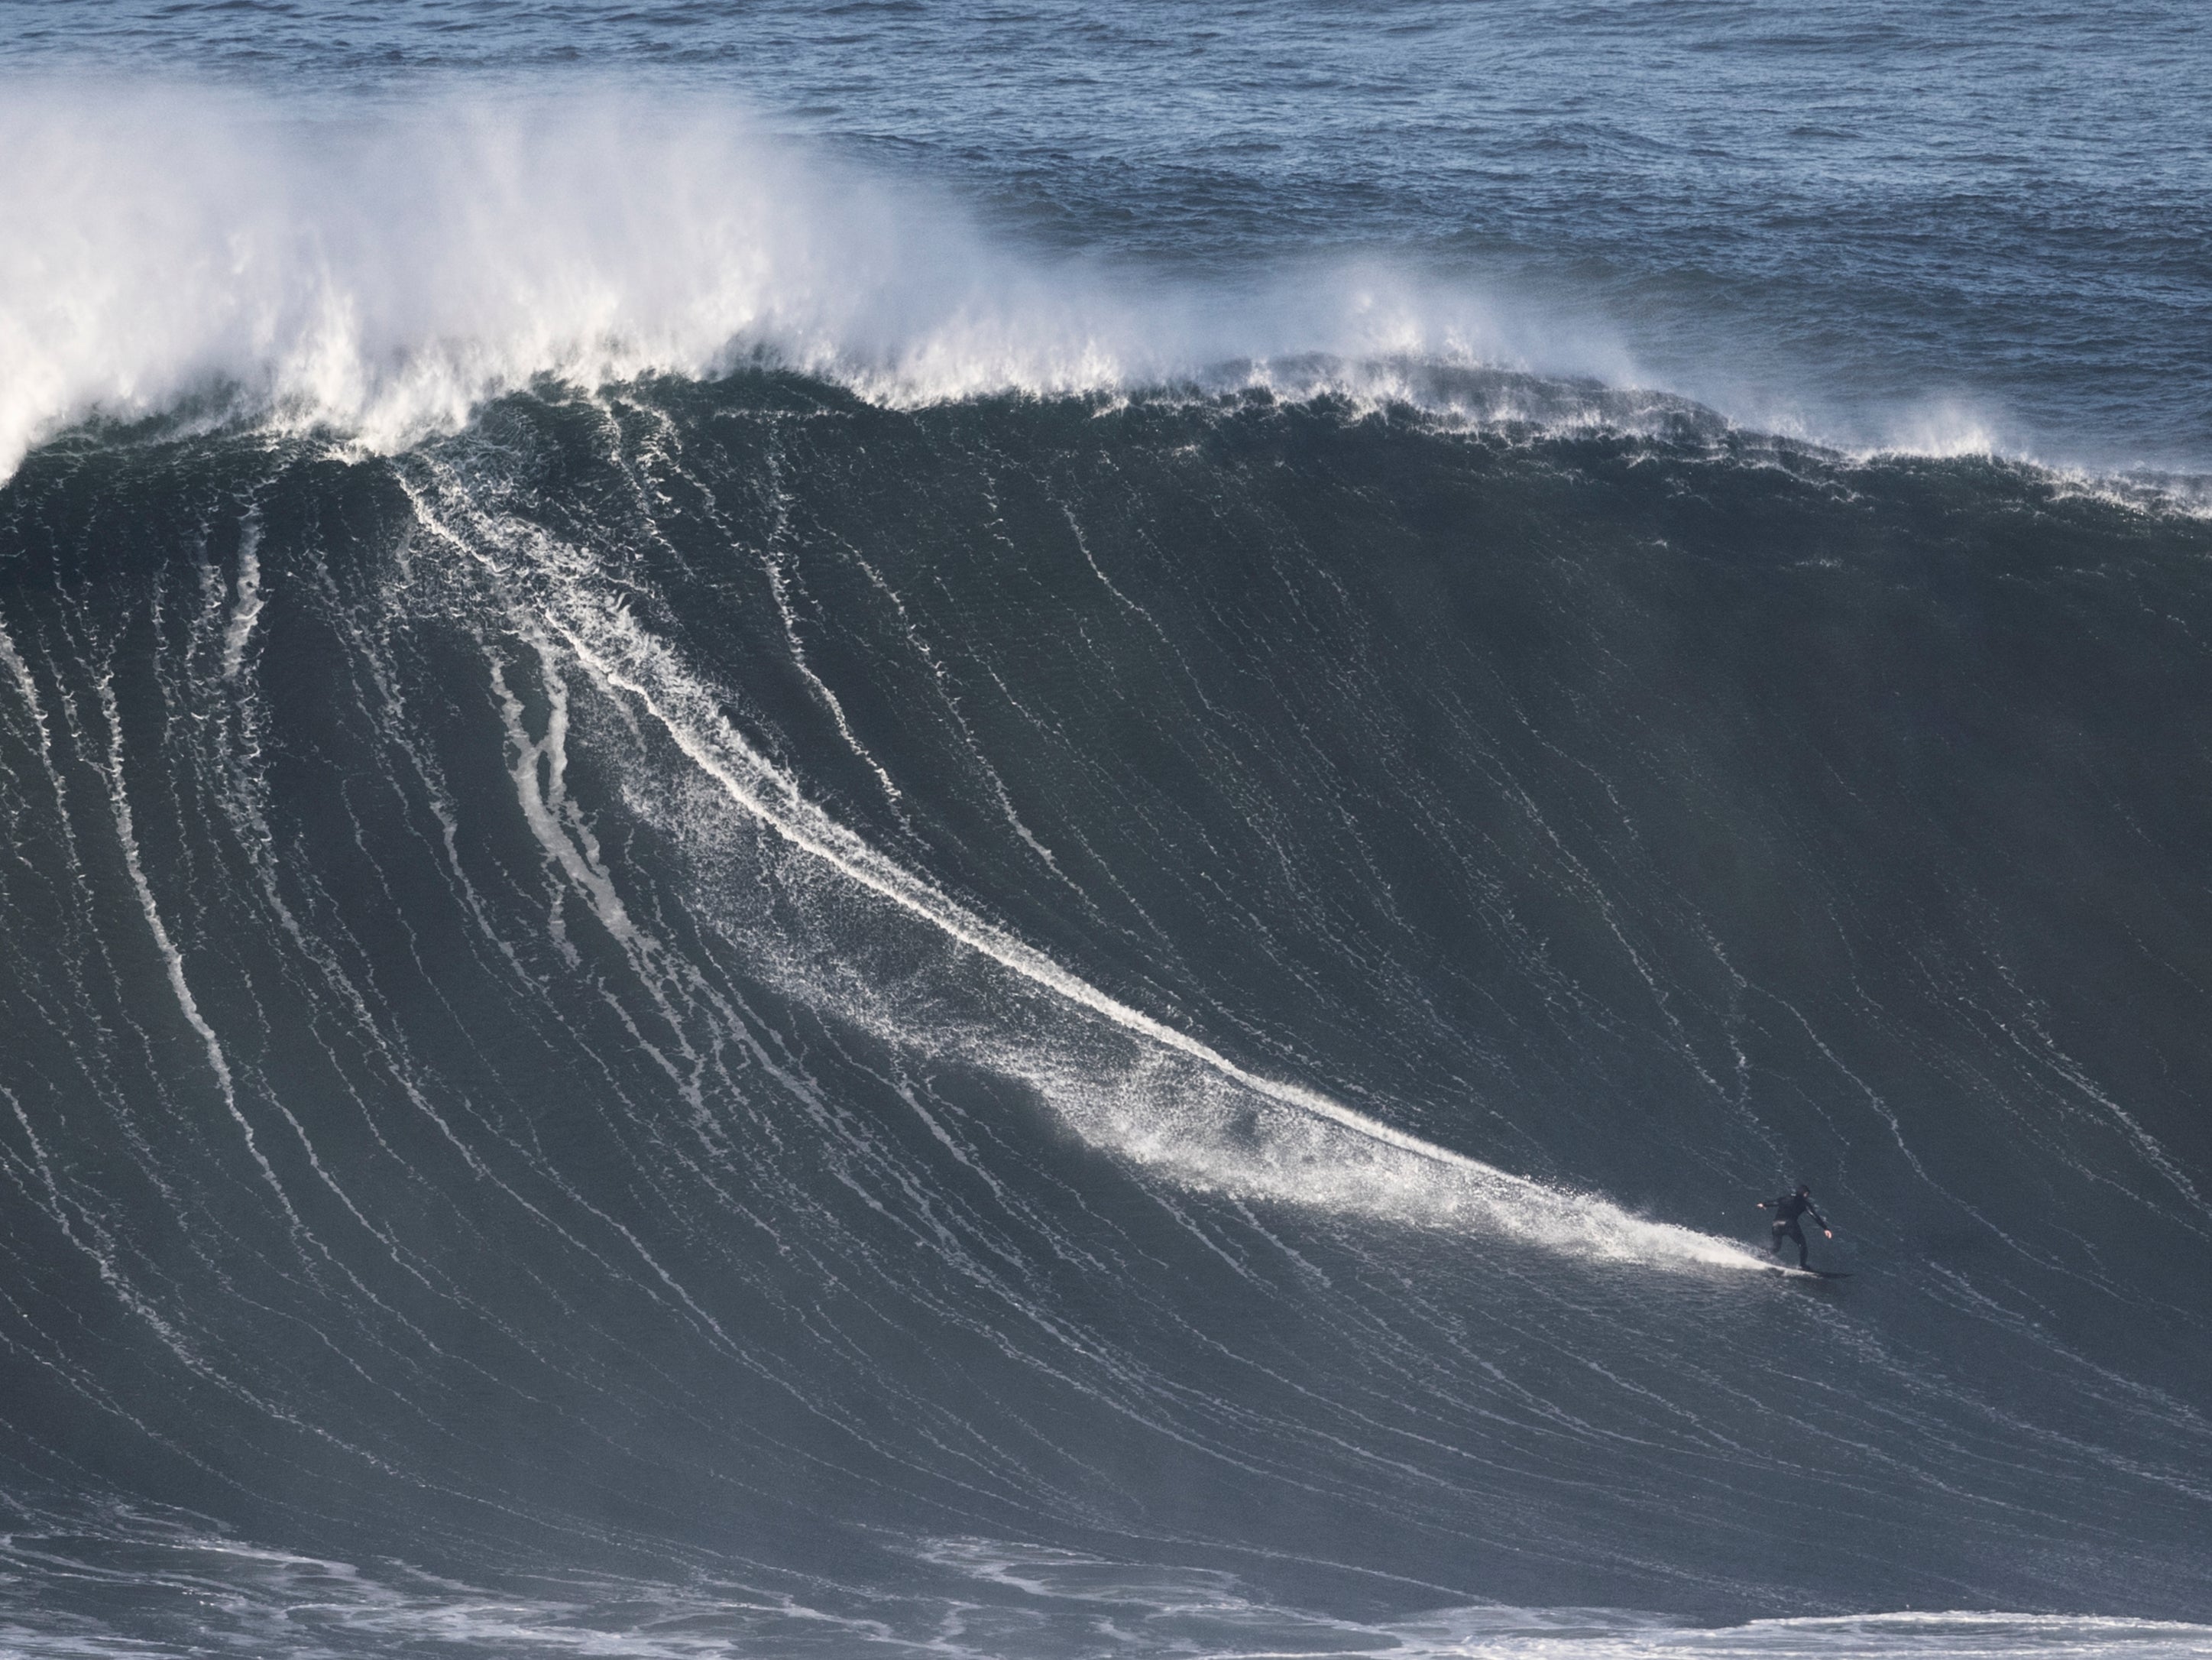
1795,1182,1812,1196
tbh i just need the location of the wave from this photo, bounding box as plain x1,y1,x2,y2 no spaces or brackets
5,216,2212,1645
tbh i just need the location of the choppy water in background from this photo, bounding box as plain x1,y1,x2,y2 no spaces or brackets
2,3,2210,1657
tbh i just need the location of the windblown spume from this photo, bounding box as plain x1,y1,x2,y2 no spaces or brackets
0,86,1647,486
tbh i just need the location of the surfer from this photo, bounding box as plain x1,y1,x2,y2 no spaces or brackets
1759,1182,1831,1269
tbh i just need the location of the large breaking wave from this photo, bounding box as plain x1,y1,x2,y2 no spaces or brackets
4,364,2210,1656
3,69,2212,1657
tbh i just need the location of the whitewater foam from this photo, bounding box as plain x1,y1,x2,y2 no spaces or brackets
8,80,2204,502
0,80,1637,481
5,1516,2204,1660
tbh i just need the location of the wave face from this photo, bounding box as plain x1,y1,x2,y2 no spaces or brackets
2,376,2211,1654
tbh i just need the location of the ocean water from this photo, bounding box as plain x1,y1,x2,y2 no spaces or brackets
2,4,2210,1657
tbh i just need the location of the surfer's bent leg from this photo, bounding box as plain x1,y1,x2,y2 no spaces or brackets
1773,1220,1806,1266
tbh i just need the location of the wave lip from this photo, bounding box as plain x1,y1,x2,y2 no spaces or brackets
10,80,2205,503
0,79,1646,480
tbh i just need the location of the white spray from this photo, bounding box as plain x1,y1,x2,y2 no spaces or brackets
0,80,1630,481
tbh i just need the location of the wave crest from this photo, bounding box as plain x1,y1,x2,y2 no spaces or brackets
0,80,1639,480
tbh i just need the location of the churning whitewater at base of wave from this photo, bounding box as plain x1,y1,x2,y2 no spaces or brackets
0,81,1644,485
2,1514,2206,1660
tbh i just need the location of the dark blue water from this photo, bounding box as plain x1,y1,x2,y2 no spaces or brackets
2,5,2210,1657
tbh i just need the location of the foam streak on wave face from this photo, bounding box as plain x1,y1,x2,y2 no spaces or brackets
399,462,1760,1277
0,82,1623,481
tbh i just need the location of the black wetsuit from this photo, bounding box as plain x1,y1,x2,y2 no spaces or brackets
1766,1192,1829,1268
